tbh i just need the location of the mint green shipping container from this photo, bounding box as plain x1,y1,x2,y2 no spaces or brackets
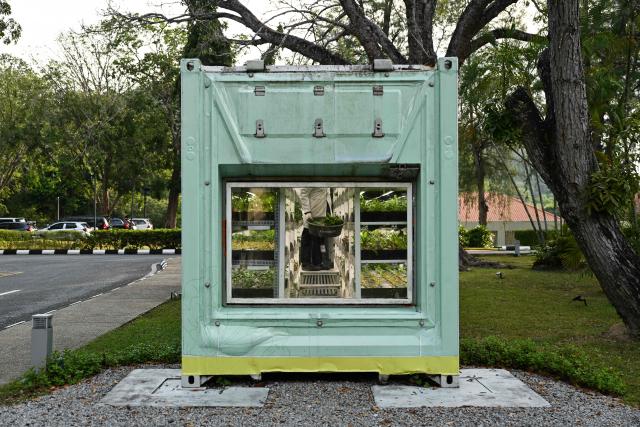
180,58,459,387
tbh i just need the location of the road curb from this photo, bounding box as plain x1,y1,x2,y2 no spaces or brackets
0,249,181,255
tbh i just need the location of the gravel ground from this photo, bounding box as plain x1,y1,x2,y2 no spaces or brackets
1,364,639,426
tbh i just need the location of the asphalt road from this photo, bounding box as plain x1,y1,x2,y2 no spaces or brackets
0,255,167,329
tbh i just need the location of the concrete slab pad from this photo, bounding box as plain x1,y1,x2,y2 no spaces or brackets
100,369,269,407
372,369,550,408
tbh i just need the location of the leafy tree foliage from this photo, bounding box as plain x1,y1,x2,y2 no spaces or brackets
0,0,20,44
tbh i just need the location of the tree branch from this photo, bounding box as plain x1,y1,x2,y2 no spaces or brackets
219,0,349,64
334,0,407,63
447,0,519,64
469,28,546,53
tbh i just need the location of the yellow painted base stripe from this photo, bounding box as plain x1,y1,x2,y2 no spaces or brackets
182,356,459,376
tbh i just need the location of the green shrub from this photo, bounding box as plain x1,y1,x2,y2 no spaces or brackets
466,225,494,248
533,233,586,271
0,230,32,242
84,229,181,250
0,229,181,250
514,229,559,247
458,225,470,247
17,343,181,392
461,336,626,396
34,230,87,241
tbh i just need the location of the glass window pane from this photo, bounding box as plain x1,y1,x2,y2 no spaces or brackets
227,183,411,303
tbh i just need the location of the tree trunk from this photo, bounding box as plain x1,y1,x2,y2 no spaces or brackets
473,145,488,225
508,0,640,337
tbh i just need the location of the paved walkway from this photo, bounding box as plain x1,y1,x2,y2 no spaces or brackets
0,257,181,385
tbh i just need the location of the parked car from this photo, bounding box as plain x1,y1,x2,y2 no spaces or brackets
132,218,153,230
63,216,110,230
39,221,91,236
109,217,137,230
0,222,35,232
0,217,26,223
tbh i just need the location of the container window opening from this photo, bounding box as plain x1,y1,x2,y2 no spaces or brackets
227,182,412,304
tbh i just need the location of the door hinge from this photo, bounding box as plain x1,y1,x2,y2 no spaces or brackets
313,85,325,96
254,86,265,96
373,85,384,96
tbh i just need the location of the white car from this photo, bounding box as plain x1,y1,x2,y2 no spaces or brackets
132,218,154,230
39,221,91,236
0,217,26,223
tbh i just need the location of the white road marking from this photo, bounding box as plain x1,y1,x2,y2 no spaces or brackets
90,293,103,299
0,289,20,297
69,300,83,306
4,320,25,329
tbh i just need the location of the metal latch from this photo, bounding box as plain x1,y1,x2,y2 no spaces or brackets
254,86,265,96
313,119,325,138
372,118,384,137
373,85,383,96
314,85,324,96
255,120,265,138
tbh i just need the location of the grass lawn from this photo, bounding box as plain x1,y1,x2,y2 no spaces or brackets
462,254,640,406
2,254,639,406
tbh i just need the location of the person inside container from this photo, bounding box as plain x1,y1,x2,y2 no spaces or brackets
299,187,333,271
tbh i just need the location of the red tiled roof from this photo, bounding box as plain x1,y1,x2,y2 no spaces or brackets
459,193,560,223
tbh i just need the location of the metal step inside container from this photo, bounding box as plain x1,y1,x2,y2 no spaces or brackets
299,271,341,297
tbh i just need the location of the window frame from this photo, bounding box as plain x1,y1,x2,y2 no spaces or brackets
225,181,414,305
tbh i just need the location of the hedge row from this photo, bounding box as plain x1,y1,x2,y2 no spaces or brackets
85,230,181,250
514,230,559,246
0,229,181,250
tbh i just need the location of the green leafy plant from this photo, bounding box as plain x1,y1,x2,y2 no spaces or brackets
586,161,639,216
309,215,343,226
361,263,407,288
360,195,407,212
231,191,276,212
232,268,276,289
361,229,407,250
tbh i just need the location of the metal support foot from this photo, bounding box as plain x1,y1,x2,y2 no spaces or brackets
181,374,211,388
378,374,389,384
429,374,459,388
250,374,262,381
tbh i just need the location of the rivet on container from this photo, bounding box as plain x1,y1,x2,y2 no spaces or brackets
419,320,425,327
204,282,211,288
316,320,323,327
430,281,436,287
215,320,221,327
